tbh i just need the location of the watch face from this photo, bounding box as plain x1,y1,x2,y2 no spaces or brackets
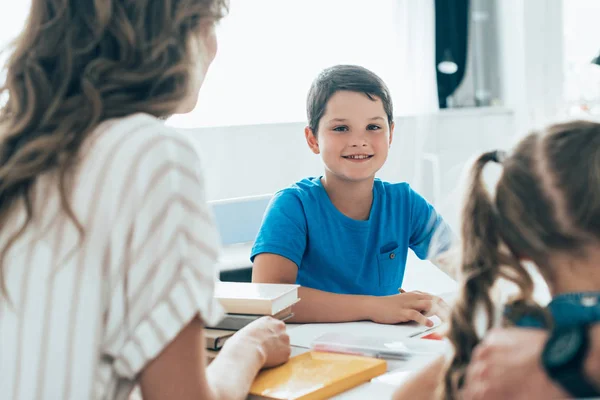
545,328,583,367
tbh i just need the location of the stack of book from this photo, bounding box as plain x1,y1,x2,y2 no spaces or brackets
204,282,300,361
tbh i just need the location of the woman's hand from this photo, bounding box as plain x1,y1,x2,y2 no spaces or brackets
232,316,291,368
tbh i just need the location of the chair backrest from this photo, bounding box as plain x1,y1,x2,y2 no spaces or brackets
208,194,273,246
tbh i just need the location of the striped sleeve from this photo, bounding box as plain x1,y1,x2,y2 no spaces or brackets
101,124,224,379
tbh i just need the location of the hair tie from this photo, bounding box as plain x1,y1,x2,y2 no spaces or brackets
491,150,508,164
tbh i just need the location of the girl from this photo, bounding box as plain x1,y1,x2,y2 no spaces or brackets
0,1,290,399
393,120,600,399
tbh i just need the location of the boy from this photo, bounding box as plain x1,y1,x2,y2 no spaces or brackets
251,65,453,324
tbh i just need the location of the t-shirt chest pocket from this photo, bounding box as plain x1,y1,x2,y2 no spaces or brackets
377,242,402,287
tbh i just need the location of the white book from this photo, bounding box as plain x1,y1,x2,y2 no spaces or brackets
214,282,300,315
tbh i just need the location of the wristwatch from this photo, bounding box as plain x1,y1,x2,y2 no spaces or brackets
542,324,600,398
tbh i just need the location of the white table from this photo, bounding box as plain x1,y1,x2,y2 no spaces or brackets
219,244,458,399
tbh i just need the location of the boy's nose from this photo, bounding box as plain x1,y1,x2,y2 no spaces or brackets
350,140,368,147
350,133,368,146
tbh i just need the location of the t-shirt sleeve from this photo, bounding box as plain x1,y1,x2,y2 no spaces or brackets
408,185,454,260
250,190,307,268
101,127,224,380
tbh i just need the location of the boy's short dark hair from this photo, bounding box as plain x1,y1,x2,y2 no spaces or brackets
306,65,394,134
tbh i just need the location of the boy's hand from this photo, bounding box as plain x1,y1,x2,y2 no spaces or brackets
368,291,451,325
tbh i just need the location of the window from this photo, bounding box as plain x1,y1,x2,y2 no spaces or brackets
0,1,439,128
167,0,438,128
0,1,29,105
0,2,28,49
563,0,600,115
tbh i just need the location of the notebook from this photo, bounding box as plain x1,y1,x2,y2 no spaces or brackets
204,329,234,350
248,351,387,400
287,316,443,349
214,282,299,315
310,332,445,360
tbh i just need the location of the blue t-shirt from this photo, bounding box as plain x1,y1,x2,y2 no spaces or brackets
250,177,453,296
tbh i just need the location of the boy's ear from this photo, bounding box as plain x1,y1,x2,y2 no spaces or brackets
389,122,395,148
305,126,320,154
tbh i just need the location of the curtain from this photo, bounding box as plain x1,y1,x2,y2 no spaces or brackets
435,0,470,108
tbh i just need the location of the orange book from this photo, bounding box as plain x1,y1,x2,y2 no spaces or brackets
248,351,387,400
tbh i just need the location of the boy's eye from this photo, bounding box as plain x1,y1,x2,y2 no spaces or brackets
332,126,348,132
367,124,381,131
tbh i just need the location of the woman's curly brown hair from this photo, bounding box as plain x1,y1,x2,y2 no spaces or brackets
0,0,228,298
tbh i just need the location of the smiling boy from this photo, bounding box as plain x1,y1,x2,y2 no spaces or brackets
251,65,453,324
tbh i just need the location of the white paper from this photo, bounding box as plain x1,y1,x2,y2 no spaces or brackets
371,369,413,386
286,316,442,349
333,354,441,398
370,353,438,384
330,381,397,399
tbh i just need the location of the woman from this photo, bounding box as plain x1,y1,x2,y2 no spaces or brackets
0,1,290,399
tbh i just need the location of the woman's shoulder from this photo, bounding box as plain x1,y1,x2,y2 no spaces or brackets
73,113,204,215
90,113,194,152
82,113,200,173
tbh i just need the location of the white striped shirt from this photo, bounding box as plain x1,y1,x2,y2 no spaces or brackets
0,113,224,400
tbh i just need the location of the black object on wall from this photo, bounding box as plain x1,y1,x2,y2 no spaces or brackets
435,0,470,108
593,51,600,66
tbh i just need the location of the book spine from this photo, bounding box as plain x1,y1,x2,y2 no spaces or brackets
209,318,251,331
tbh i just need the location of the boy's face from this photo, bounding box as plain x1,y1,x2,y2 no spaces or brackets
305,90,394,183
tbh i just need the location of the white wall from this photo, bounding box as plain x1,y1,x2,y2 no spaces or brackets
179,0,566,233
496,0,565,133
183,107,514,232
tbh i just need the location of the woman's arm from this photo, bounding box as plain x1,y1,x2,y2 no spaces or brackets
139,316,290,400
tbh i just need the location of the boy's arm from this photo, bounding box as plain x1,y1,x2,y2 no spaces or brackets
252,253,443,325
430,248,458,280
252,253,373,322
407,186,458,279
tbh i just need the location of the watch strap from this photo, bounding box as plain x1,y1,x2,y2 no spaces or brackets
544,325,600,398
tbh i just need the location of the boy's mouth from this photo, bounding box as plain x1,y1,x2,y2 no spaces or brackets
342,154,374,160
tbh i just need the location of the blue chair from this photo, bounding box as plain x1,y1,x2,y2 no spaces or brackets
209,193,273,246
208,194,272,282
